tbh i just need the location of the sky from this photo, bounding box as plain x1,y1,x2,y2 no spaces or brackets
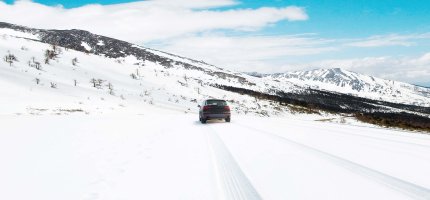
1,0,430,86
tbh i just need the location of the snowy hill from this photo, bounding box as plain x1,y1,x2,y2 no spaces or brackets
266,68,430,107
1,22,430,200
0,22,303,116
0,22,429,131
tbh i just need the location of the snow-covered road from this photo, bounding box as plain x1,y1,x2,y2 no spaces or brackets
1,114,430,200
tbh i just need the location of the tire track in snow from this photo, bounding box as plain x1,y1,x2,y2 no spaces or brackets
285,120,430,149
235,122,430,200
205,126,262,200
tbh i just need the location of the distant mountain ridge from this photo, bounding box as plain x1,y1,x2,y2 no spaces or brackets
257,68,430,107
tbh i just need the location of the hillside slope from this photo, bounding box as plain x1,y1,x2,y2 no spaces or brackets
1,22,429,131
267,68,430,107
0,23,302,116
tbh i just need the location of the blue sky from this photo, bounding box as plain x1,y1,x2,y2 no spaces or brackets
6,0,430,35
5,0,430,37
1,0,430,85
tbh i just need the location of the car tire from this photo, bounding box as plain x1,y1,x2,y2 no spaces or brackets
225,117,231,122
201,118,207,124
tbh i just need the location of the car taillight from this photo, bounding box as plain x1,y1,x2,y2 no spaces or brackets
203,105,210,111
224,106,230,111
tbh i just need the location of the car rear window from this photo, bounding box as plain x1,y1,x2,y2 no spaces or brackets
206,100,227,106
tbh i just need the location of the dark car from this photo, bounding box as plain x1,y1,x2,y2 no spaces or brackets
198,99,231,124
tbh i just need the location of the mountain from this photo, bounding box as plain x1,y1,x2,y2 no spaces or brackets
0,21,303,116
0,22,429,131
266,68,430,107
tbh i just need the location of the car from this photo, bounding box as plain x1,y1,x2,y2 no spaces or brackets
198,99,231,124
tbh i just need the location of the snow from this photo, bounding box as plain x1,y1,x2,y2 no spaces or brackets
0,28,39,40
1,114,430,200
81,42,92,51
269,68,430,107
1,25,430,200
0,34,301,116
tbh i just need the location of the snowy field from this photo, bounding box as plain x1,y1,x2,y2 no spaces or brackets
1,113,430,200
1,25,430,200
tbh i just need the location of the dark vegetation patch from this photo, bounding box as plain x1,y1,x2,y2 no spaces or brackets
355,112,430,132
214,84,430,132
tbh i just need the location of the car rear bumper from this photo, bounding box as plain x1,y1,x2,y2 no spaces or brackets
202,113,230,119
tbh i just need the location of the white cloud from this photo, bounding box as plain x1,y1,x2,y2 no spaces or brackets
346,33,430,47
149,34,336,71
0,0,308,42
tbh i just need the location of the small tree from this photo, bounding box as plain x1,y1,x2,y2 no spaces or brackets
44,45,60,64
3,52,18,66
130,73,138,80
34,78,40,85
90,78,105,89
28,58,42,70
107,82,114,95
72,57,79,66
50,82,57,89
96,79,105,88
107,82,114,90
90,78,97,88
34,62,42,70
73,79,78,86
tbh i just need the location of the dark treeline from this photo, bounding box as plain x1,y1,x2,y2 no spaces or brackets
214,84,430,132
355,112,430,132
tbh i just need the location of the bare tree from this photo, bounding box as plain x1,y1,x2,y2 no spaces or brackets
107,82,114,90
130,73,138,80
72,57,79,66
90,78,97,88
34,78,40,85
96,79,105,88
28,58,42,70
34,62,42,70
50,82,57,89
73,79,78,86
107,82,114,95
3,51,18,66
44,45,60,64
90,78,105,89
